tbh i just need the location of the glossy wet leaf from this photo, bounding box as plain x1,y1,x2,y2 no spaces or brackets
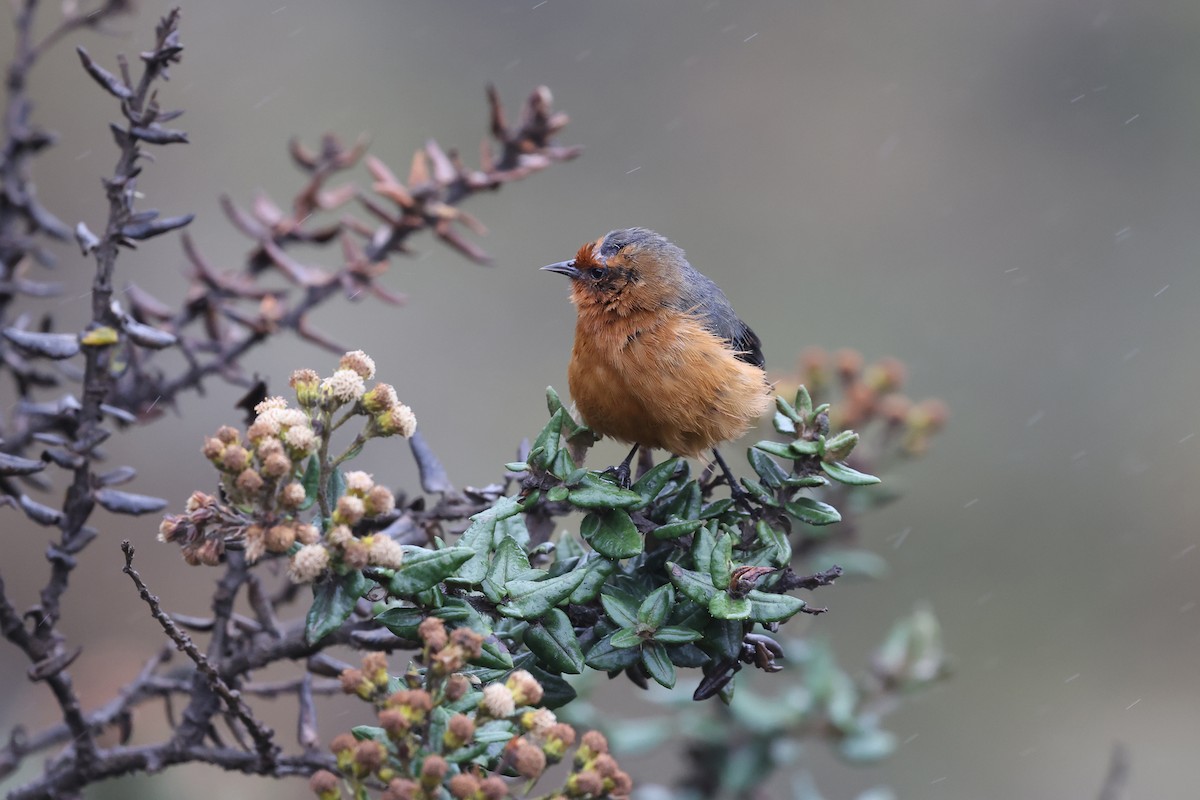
524,608,584,674
387,546,475,597
498,568,588,619
580,509,643,559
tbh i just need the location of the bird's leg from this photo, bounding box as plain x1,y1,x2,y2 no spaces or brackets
712,448,754,512
602,444,641,489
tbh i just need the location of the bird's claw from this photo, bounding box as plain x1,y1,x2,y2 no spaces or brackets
602,463,633,489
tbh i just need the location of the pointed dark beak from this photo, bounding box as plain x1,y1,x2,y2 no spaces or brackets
540,259,580,278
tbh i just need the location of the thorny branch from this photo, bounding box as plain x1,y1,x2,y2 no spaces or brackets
0,3,581,796
121,541,280,769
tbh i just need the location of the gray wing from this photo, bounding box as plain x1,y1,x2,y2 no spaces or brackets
673,263,765,369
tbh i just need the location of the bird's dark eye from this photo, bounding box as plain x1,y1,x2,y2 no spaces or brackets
588,267,605,281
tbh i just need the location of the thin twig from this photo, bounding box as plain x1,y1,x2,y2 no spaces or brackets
121,541,280,769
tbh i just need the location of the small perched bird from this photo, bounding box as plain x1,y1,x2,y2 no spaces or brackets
542,227,771,487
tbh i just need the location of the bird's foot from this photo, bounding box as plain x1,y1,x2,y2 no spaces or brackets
601,444,641,489
601,462,633,489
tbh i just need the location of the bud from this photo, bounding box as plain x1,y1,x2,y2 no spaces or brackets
280,481,308,510
362,382,398,414
308,769,341,800
290,368,321,408
265,524,296,553
215,425,241,444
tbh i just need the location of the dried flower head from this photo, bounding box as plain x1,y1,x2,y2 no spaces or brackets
335,494,365,526
367,535,404,569
480,683,516,719
344,470,375,495
289,543,330,583
321,368,366,407
365,484,396,516
506,669,543,706
339,349,376,379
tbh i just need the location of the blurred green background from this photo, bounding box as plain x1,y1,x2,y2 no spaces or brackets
3,0,1199,797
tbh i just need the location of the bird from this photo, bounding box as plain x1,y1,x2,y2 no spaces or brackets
542,227,771,491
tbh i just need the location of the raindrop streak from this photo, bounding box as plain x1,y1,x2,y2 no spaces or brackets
963,498,979,509
1124,114,1140,124
625,167,641,174
743,33,759,42
1153,284,1169,297
1064,673,1080,683
1125,699,1141,710
1026,410,1044,427
1171,544,1196,561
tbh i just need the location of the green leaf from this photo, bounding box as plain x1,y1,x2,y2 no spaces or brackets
388,546,475,597
474,636,514,670
530,664,578,708
474,724,518,745
775,394,802,423
651,626,702,644
350,725,387,742
692,522,717,576
709,592,752,620
609,628,644,649
838,729,898,763
753,440,795,459
505,461,529,473
496,512,530,550
600,591,639,629
585,630,642,671
667,562,718,606
546,385,565,416
706,618,744,661
773,411,797,435
795,385,814,417
482,535,532,603
453,495,523,585
630,457,682,502
785,497,842,526
546,485,569,503
524,608,584,674
299,456,319,511
821,461,881,485
306,570,367,644
580,509,643,559
790,438,821,457
747,448,789,489
529,409,564,471
568,555,616,604
568,474,645,510
373,606,424,639
547,448,577,481
822,430,859,461
326,467,346,505
756,520,792,567
498,569,588,619
641,641,676,688
652,519,703,540
784,473,829,488
637,584,674,630
746,589,808,622
660,478,701,520
709,532,734,588
700,498,735,519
